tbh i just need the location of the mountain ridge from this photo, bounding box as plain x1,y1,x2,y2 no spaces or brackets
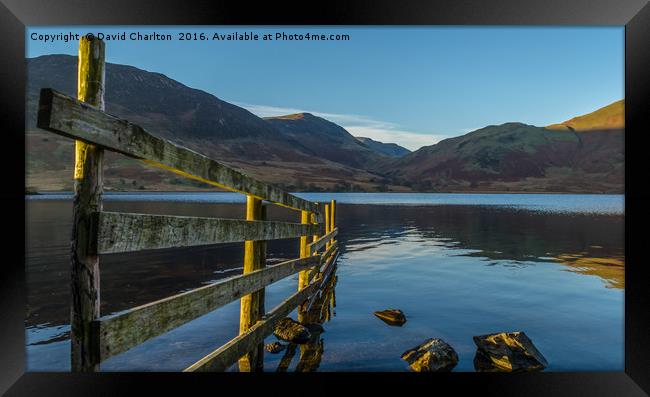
546,100,624,132
355,137,411,157
26,54,401,192
383,104,623,193
26,54,623,193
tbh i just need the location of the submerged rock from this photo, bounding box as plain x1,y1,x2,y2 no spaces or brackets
303,323,325,334
374,309,407,326
274,318,311,344
265,341,286,354
401,338,459,372
472,331,548,372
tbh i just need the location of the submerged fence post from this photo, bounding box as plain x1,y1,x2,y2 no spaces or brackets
70,37,105,372
238,195,265,371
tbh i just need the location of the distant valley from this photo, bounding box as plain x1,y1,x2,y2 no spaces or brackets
26,55,623,193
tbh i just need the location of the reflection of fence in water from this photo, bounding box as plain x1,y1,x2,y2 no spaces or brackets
35,37,340,372
277,273,338,372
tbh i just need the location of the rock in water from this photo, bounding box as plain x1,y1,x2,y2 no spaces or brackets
374,309,407,326
304,323,325,334
472,331,548,372
274,318,311,344
265,341,286,354
401,338,459,372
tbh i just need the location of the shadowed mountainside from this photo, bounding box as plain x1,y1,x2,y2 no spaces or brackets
26,55,623,193
26,55,401,192
265,113,387,170
355,137,411,157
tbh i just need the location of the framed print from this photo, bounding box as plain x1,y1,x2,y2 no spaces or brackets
1,0,648,395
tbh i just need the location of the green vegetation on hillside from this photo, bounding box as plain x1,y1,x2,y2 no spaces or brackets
547,100,624,131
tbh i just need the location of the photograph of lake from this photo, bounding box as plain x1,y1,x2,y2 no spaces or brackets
26,193,624,371
25,25,624,372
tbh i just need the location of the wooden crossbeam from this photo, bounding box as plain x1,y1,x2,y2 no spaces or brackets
96,211,319,254
307,228,339,255
92,255,321,362
184,278,321,372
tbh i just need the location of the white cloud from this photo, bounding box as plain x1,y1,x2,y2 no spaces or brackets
345,126,447,152
232,101,446,151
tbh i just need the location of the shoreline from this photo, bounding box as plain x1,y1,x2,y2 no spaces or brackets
28,190,625,195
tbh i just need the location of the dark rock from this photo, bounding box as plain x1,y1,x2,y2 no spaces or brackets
401,338,459,372
265,341,286,354
374,309,406,326
274,318,311,344
472,331,548,372
304,323,325,334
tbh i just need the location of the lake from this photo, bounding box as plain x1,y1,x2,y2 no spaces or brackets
25,193,625,371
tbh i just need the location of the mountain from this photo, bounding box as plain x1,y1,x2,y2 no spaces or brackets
382,101,624,193
26,55,400,192
27,55,310,160
547,100,624,131
265,113,388,170
355,137,411,157
25,54,624,194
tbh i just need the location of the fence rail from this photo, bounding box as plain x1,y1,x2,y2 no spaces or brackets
308,228,339,255
96,211,322,254
35,37,340,372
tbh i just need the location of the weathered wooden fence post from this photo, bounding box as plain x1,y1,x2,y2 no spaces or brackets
297,209,314,323
309,211,321,280
259,203,267,314
311,211,320,245
330,199,336,238
298,210,311,290
324,203,331,249
70,37,105,372
238,195,265,371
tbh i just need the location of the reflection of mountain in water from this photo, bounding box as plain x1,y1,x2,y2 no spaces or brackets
337,204,624,289
554,254,623,289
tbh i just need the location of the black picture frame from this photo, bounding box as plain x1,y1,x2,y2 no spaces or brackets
1,0,648,395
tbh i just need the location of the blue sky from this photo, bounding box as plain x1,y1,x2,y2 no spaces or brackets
27,26,623,150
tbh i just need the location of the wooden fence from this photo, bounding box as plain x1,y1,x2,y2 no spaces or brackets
35,37,340,372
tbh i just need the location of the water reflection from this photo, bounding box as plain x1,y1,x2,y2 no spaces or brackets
26,197,623,371
275,274,337,372
341,205,624,289
554,254,623,289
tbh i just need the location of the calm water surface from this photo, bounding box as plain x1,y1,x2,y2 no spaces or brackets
26,193,624,371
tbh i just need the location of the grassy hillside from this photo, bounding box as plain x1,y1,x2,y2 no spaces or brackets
25,54,624,194
26,55,402,193
383,113,623,193
547,100,624,131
